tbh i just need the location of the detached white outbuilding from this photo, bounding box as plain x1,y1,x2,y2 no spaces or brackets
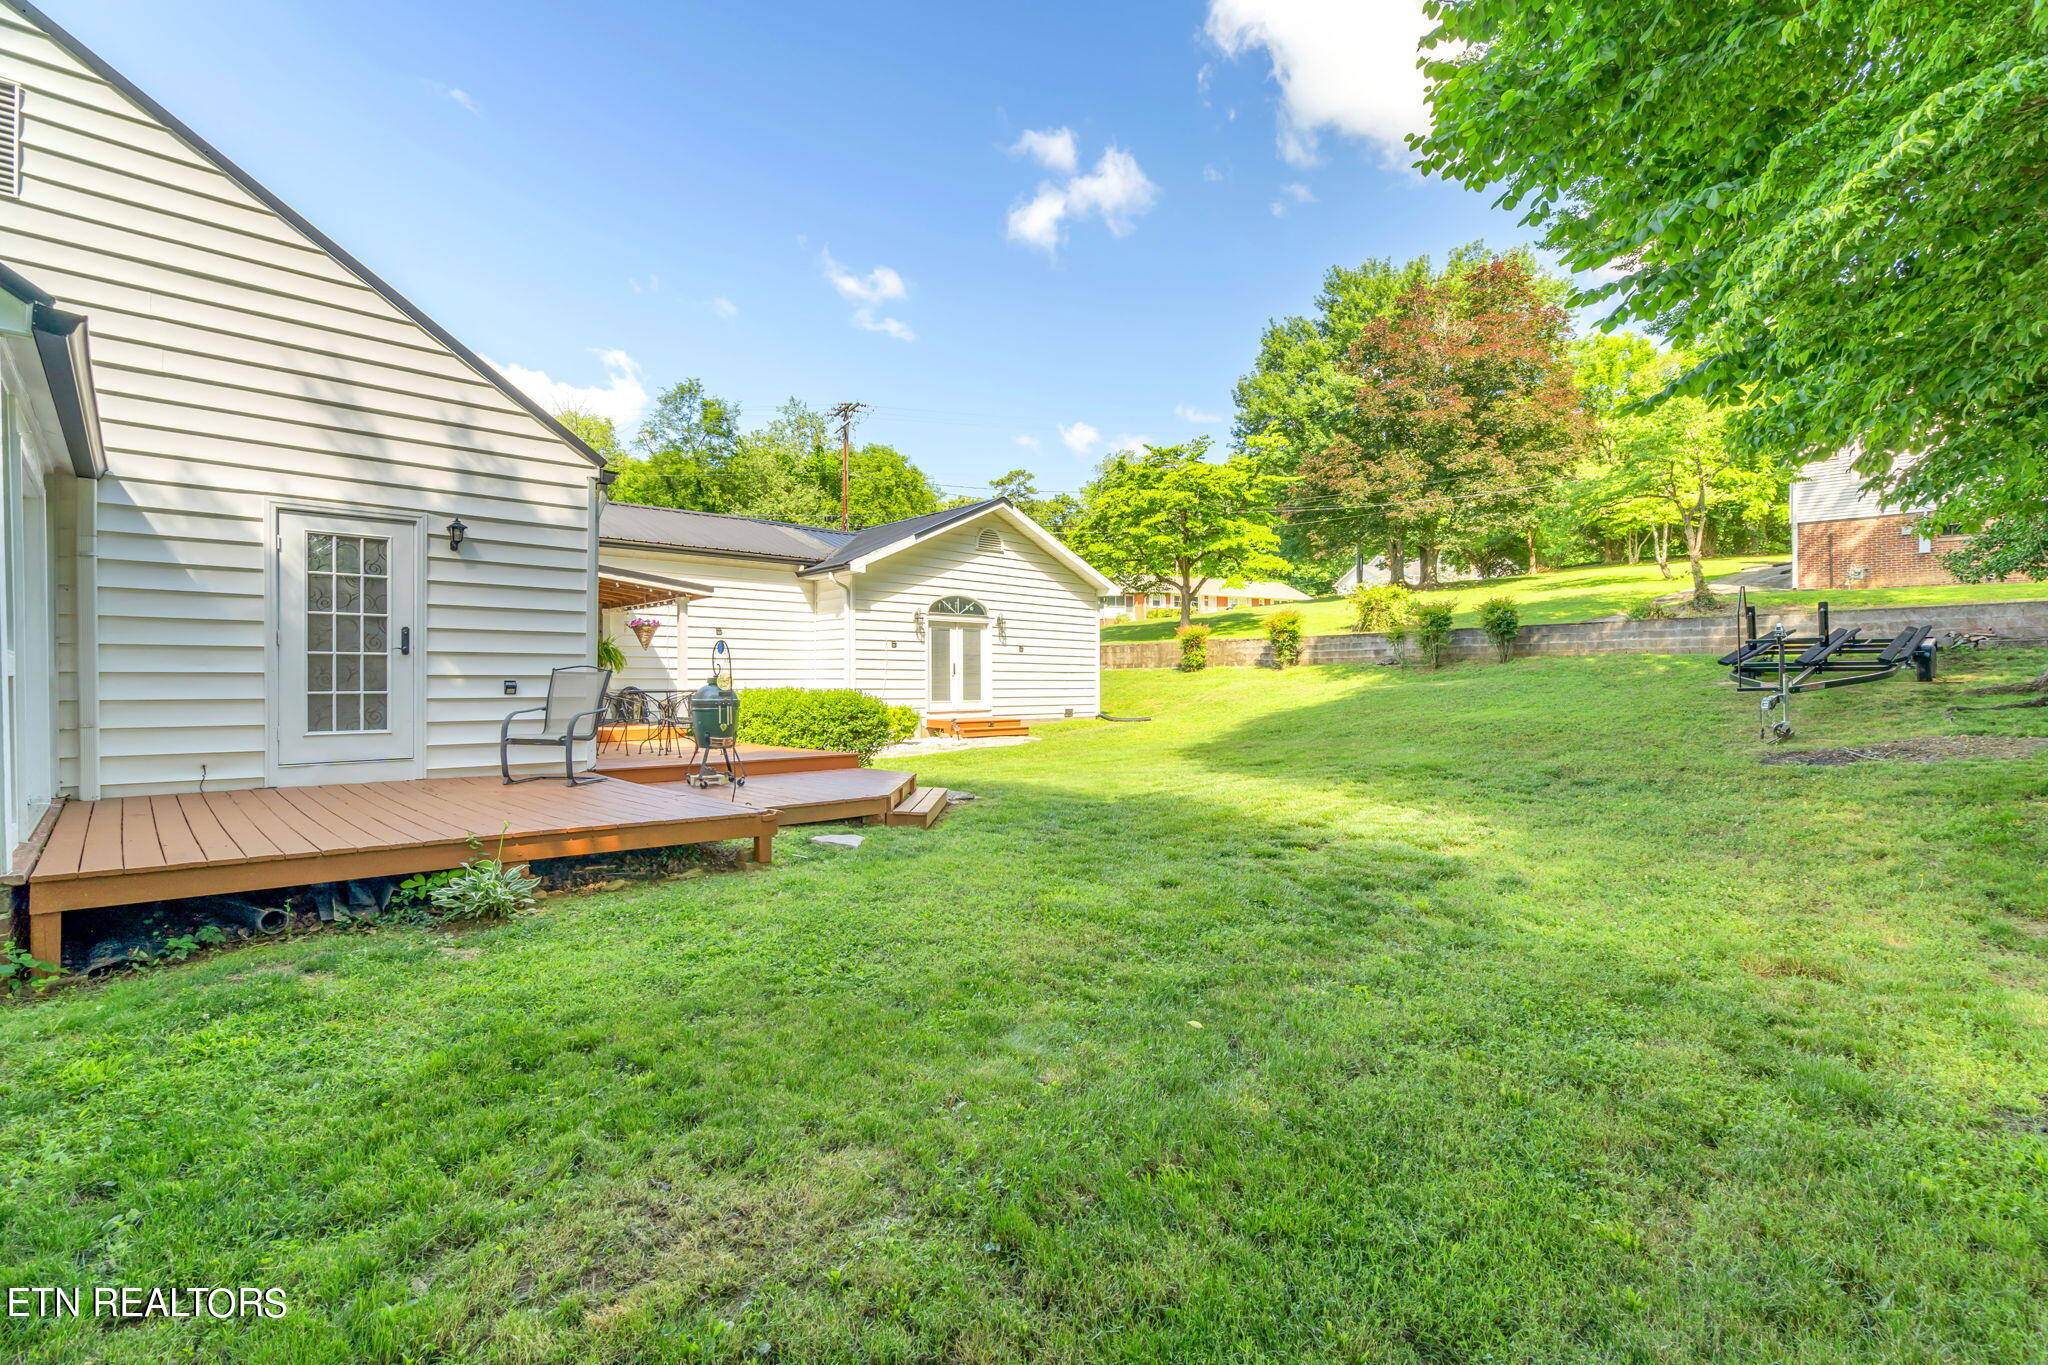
598,498,1109,729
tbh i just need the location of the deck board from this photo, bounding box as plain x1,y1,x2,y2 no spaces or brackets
27,774,780,916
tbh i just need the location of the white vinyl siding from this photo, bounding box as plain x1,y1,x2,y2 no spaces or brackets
1791,447,1930,525
599,545,846,692
852,517,1100,721
600,600,684,695
0,14,600,794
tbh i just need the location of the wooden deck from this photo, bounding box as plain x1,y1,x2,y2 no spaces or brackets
23,777,779,969
594,742,859,784
20,757,943,974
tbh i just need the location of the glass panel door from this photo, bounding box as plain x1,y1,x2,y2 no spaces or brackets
929,624,953,704
277,511,418,771
960,624,983,703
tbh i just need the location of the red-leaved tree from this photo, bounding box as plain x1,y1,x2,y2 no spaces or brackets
1295,255,1591,585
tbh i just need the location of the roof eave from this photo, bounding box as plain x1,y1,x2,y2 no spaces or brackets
598,536,819,567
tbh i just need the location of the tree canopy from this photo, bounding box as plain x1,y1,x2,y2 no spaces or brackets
1292,253,1591,586
600,385,939,529
1069,439,1288,628
1417,0,2048,540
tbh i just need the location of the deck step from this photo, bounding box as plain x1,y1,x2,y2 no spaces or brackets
933,717,1030,740
885,786,951,828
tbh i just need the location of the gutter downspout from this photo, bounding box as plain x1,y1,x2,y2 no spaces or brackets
73,478,98,800
829,571,857,688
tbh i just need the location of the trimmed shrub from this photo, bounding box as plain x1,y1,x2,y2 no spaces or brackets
736,688,904,765
1627,597,1675,621
1346,584,1412,635
1477,596,1521,661
1145,607,1179,621
1413,599,1456,668
1175,622,1212,671
1265,609,1304,667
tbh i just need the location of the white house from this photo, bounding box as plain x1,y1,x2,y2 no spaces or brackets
1098,579,1309,624
598,498,1109,728
0,0,614,869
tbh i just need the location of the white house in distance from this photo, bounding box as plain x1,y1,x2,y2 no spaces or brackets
1098,579,1309,624
0,0,614,857
599,498,1109,729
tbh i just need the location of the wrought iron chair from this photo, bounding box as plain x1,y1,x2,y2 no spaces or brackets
601,687,650,753
500,665,612,784
640,690,689,757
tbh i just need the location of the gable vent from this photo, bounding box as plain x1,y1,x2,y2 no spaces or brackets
0,83,19,198
977,527,1002,552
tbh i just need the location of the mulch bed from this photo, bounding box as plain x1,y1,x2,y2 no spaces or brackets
1762,735,2048,766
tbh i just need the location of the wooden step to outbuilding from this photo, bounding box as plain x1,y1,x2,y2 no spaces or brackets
931,717,1029,740
885,785,951,828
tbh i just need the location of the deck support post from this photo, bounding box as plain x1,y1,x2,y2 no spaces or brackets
26,909,62,978
752,828,775,865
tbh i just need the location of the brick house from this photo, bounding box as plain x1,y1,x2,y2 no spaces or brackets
1791,448,1978,590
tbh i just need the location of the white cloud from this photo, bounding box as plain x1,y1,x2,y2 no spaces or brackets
819,251,914,341
821,252,908,305
1176,404,1226,424
1059,421,1101,455
1009,127,1078,174
487,349,648,431
1202,164,1225,183
710,297,738,319
1205,0,1433,167
1015,434,1042,453
426,82,481,115
1269,181,1317,216
1108,433,1153,454
852,308,916,342
1006,144,1159,254
628,273,661,294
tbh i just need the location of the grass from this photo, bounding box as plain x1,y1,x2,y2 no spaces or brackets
1099,557,2048,642
4,651,2048,1362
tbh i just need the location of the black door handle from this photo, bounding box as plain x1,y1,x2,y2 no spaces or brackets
399,626,411,656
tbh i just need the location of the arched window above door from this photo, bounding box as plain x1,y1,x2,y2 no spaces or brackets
928,595,988,618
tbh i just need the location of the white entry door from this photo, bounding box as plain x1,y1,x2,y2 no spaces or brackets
928,620,987,713
277,510,420,769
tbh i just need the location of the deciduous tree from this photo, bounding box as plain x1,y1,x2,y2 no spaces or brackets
1418,0,2048,560
1071,439,1288,629
1294,254,1590,588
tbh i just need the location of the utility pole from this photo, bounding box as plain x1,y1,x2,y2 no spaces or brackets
827,401,868,530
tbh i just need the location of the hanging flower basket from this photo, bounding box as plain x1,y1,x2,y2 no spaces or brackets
626,616,661,648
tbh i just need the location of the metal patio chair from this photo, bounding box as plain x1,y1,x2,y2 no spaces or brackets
500,665,612,785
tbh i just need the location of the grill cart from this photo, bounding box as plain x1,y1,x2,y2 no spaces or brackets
685,639,747,788
1719,591,1940,741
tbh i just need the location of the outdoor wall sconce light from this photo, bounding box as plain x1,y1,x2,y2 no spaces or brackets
913,610,926,639
995,613,1008,641
446,518,468,551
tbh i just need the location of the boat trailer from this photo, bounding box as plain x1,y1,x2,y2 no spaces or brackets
1719,592,1940,741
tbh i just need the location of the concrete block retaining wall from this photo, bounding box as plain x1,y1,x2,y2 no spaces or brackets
1100,600,2048,671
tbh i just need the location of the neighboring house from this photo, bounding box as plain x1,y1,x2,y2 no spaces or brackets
0,0,613,869
1333,555,1481,592
1790,447,1978,590
598,498,1109,727
1098,579,1309,624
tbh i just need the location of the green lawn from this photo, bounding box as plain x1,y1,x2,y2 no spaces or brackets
4,653,2048,1362
1100,557,2048,642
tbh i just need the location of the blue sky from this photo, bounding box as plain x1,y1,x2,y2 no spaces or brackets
61,0,1539,500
